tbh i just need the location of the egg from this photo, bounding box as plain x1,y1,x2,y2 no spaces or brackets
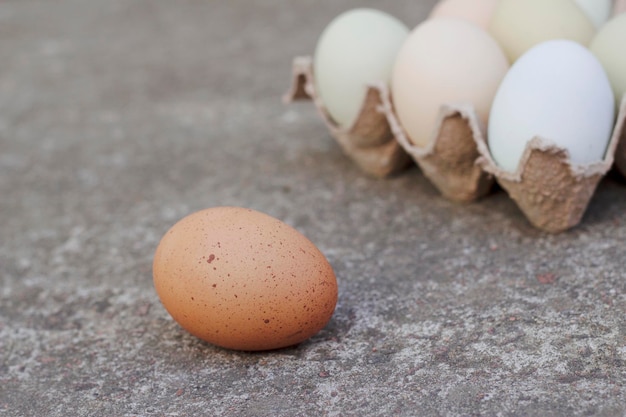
313,8,409,128
590,13,626,109
616,0,626,15
391,18,509,148
429,0,499,29
153,207,338,351
489,0,595,62
573,0,613,28
488,40,615,173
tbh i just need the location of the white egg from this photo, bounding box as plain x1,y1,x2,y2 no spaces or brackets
573,0,612,28
313,8,409,128
488,40,615,173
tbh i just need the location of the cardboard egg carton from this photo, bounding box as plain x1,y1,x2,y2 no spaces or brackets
284,56,626,233
283,56,412,178
283,56,492,202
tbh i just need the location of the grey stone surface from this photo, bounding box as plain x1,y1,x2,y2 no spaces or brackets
1,1,625,416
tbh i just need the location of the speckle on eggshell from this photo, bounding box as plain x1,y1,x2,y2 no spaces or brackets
152,206,338,351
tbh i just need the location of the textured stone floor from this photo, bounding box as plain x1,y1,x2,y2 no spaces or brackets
1,1,625,416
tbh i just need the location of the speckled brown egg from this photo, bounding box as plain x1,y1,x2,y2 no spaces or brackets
152,206,338,351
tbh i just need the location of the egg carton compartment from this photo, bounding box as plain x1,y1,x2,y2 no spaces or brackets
285,57,626,233
377,88,495,202
476,93,625,233
283,56,412,178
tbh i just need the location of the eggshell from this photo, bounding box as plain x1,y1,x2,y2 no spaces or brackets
153,207,338,351
313,8,409,128
489,0,595,62
573,0,613,28
429,0,499,29
488,40,615,173
391,18,509,148
590,14,626,109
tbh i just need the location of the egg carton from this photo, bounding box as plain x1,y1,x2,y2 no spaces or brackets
283,56,412,178
283,56,491,202
284,56,626,233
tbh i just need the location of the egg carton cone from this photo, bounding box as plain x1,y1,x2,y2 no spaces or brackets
376,85,495,202
283,56,412,178
614,95,626,178
475,96,626,234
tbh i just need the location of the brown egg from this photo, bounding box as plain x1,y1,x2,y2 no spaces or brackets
152,206,338,351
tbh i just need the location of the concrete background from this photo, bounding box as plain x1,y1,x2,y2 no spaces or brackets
1,1,625,416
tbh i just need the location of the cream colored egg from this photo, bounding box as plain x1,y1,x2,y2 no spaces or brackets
391,18,509,148
430,0,499,29
153,207,338,351
313,8,409,128
489,0,595,62
590,13,626,108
